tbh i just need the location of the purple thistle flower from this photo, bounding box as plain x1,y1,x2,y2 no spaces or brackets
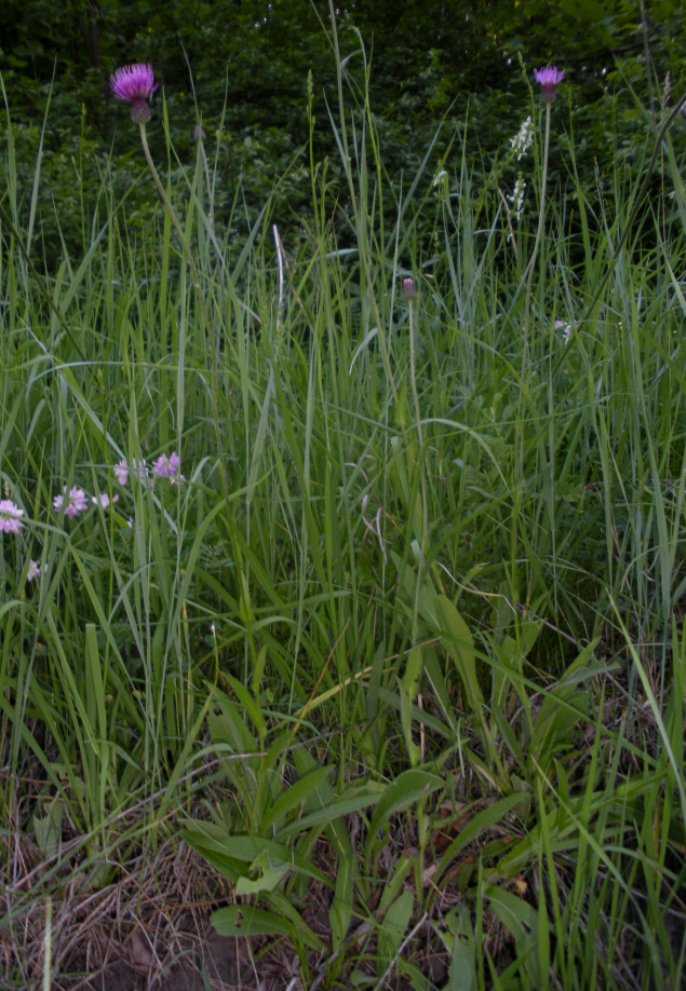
54,487,88,518
534,66,565,103
0,499,24,534
152,451,182,481
110,63,158,123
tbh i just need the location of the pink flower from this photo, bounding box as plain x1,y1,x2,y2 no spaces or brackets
114,459,129,486
0,499,24,534
92,493,119,509
27,560,43,582
110,63,158,123
534,66,565,103
401,277,417,300
114,458,148,484
152,451,182,480
54,487,88,517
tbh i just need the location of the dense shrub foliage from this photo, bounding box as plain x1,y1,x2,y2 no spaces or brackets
3,0,686,256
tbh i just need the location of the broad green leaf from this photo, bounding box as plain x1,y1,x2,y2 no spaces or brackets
235,850,290,895
182,824,329,886
378,890,413,962
262,764,333,832
400,647,424,766
531,644,599,773
436,793,527,883
329,848,354,952
211,905,291,938
484,885,541,982
368,768,443,837
277,782,386,839
262,890,325,951
220,673,267,741
433,594,483,713
208,688,258,754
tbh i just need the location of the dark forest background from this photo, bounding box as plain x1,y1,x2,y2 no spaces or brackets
2,0,685,253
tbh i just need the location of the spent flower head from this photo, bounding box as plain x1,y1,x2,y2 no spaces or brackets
110,63,158,123
27,560,44,582
534,66,565,103
0,499,24,534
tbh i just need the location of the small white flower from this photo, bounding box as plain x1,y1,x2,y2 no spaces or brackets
510,116,533,160
508,176,526,220
92,493,119,509
27,560,43,582
555,319,573,344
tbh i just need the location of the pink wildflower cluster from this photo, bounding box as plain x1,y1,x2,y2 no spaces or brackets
152,451,181,480
0,499,24,534
52,484,127,518
92,493,119,509
2,449,183,541
54,487,89,517
113,458,148,486
114,452,183,486
3,450,188,588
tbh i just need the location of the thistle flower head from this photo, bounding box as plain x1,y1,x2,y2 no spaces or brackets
534,66,565,102
401,277,417,300
110,63,158,122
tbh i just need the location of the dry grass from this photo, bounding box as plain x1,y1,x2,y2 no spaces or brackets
0,835,242,990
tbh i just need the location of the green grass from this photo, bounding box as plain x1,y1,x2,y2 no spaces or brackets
1,28,686,991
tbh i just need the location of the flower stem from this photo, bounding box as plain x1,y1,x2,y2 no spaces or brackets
515,101,551,497
523,100,551,319
138,122,200,290
137,121,230,505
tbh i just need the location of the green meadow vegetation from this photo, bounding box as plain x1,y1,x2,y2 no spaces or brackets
1,9,686,990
